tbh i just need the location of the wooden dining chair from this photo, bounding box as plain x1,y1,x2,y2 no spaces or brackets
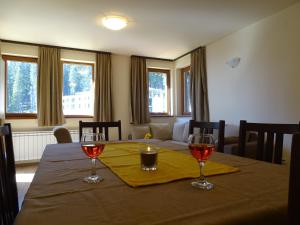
0,123,18,225
79,120,122,141
288,133,300,225
238,120,300,164
53,126,73,143
188,120,225,152
289,132,300,225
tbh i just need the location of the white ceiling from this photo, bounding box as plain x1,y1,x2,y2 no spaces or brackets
0,0,299,59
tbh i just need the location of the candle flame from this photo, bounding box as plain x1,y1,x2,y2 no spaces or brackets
147,146,151,151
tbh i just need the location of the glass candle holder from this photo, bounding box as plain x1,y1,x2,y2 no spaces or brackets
140,146,158,171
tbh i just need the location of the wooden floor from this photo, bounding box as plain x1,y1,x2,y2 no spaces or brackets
16,163,38,209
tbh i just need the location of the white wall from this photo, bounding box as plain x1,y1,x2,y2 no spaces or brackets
172,2,300,153
111,54,131,139
206,2,300,126
1,42,38,57
175,55,190,69
206,2,300,159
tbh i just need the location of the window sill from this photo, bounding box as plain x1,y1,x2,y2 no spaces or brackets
150,114,174,118
177,114,192,117
64,115,94,119
5,113,37,119
5,114,94,119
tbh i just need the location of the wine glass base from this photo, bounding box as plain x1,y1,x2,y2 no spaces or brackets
191,180,214,190
83,175,103,184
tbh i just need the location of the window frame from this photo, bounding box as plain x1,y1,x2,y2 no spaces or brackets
181,66,191,115
3,55,38,119
61,60,95,118
147,68,171,116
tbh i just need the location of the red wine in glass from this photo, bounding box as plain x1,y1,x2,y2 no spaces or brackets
81,133,105,183
189,144,215,162
81,143,105,158
188,134,215,190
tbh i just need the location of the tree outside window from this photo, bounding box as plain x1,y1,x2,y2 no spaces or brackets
148,68,170,115
4,55,38,118
62,62,94,117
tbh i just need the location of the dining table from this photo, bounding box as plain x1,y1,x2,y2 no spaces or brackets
14,141,289,225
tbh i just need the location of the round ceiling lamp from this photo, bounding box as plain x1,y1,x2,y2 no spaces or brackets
102,16,127,30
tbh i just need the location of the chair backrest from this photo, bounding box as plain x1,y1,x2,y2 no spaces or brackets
53,126,73,143
79,120,122,141
0,123,18,225
289,133,300,225
188,120,225,152
238,120,300,164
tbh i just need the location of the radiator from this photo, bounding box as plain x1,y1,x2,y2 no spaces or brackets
12,130,79,162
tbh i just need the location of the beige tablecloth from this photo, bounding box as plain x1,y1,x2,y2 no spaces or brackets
15,142,289,225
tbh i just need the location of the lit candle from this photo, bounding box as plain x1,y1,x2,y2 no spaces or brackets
140,146,158,171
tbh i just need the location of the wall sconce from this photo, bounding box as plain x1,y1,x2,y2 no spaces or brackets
226,57,241,68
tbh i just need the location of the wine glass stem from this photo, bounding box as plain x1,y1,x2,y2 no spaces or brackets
91,158,96,176
199,161,205,182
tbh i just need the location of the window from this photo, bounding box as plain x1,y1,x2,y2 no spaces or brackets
148,68,170,115
181,66,191,115
62,62,94,117
4,55,38,119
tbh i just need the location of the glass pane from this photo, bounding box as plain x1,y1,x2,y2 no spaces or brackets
184,71,191,113
6,61,37,113
63,63,94,115
148,71,168,113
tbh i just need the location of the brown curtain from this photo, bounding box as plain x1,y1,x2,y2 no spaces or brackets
130,56,150,124
190,47,209,121
94,52,112,122
0,43,4,124
37,47,65,126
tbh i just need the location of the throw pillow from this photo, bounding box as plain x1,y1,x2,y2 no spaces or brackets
172,122,186,142
182,122,190,143
150,123,172,140
132,125,151,139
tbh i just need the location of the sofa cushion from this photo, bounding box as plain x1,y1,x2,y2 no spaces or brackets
172,122,186,142
182,122,190,143
224,141,257,159
132,125,150,139
247,132,258,142
150,123,172,140
225,124,239,137
224,136,239,145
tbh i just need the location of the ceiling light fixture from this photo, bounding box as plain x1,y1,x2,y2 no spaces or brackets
102,16,127,30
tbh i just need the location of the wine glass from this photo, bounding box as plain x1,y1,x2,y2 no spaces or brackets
188,133,215,190
81,133,105,183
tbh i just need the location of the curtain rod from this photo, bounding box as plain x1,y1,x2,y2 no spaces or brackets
0,39,111,54
131,55,173,62
174,46,204,61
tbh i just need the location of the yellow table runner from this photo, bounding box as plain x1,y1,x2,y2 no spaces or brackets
99,142,239,187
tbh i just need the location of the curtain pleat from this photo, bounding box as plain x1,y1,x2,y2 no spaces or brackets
37,47,65,126
130,56,150,124
94,52,113,122
190,47,210,121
